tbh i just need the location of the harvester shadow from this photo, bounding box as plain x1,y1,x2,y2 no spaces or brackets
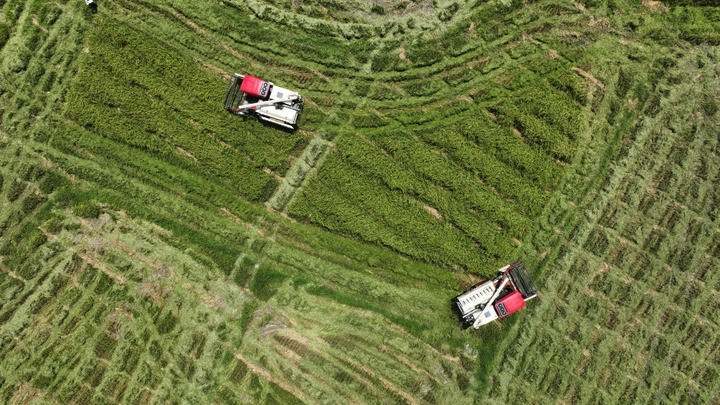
260,119,297,134
234,115,297,134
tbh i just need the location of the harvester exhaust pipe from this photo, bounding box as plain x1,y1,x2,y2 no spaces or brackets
232,96,300,111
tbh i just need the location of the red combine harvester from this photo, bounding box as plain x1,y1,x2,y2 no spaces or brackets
223,73,303,130
455,262,538,328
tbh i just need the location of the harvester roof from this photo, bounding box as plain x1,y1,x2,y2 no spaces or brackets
495,291,526,317
240,75,271,99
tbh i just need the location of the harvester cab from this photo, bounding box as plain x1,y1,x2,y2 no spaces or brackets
223,73,303,130
454,262,538,329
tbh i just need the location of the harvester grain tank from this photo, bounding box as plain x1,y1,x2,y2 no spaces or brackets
455,262,538,328
223,73,304,130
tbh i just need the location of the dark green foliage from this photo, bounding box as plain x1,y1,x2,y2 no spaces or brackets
94,332,118,360
148,340,167,367
406,40,445,67
239,300,259,336
86,361,107,387
214,386,238,404
0,220,47,269
72,201,103,218
22,193,45,214
616,67,633,98
702,95,718,116
548,71,588,105
6,179,26,202
38,171,69,194
228,360,247,382
438,2,459,22
94,271,114,294
370,5,385,15
249,265,288,301
232,256,255,287
250,238,267,253
156,311,179,334
0,21,11,48
72,387,94,404
267,382,305,405
190,332,206,359
352,111,388,128
0,304,15,324
667,0,720,4
371,51,395,72
177,353,196,379
248,373,263,397
404,79,444,97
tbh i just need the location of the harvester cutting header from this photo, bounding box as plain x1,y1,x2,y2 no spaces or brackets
223,73,304,130
455,262,538,328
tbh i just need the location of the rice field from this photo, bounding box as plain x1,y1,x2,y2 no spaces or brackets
0,0,718,403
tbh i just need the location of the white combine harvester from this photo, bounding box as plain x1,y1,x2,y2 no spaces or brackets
223,73,303,130
455,262,538,328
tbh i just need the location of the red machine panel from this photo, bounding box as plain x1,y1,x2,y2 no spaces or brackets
240,75,271,99
494,291,526,318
